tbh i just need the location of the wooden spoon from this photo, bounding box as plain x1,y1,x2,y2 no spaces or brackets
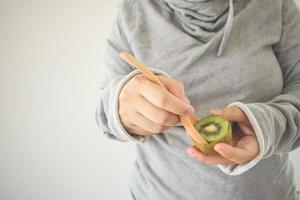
119,52,208,145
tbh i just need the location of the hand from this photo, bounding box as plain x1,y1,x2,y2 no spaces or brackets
187,106,259,166
119,74,194,136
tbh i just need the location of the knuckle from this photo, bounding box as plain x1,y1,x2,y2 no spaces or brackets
121,81,139,101
118,96,133,115
118,109,126,117
118,106,128,117
157,95,168,107
119,90,129,101
157,112,170,124
131,74,144,84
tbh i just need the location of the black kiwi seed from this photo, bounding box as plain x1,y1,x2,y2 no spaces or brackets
199,121,222,136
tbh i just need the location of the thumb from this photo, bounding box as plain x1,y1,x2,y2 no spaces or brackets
214,143,249,164
158,76,191,104
209,106,248,123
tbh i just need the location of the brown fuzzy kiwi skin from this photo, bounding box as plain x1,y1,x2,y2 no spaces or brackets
192,123,232,155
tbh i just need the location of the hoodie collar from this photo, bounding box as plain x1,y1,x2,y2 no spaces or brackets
157,0,235,56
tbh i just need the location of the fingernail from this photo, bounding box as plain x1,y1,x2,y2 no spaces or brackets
209,109,223,115
184,107,195,115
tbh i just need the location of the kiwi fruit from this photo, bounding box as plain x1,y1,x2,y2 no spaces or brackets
192,115,232,155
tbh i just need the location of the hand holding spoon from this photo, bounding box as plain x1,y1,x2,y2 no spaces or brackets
119,52,208,145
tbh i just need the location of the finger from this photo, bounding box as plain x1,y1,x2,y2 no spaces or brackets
187,146,236,166
135,94,180,126
209,106,249,123
133,112,169,134
236,135,259,156
140,79,194,115
126,124,153,136
158,76,190,104
214,143,250,164
238,123,255,136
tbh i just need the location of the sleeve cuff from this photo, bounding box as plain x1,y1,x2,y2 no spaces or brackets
112,68,171,143
217,102,266,175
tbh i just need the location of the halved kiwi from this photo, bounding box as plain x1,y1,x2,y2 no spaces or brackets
192,115,232,155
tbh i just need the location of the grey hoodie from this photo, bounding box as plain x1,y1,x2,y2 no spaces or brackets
95,0,300,199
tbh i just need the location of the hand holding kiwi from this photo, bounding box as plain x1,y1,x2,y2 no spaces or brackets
187,106,259,166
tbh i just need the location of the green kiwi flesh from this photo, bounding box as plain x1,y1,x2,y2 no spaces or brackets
193,115,232,155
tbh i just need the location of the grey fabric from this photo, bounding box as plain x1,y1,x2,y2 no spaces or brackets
95,0,300,199
157,0,234,56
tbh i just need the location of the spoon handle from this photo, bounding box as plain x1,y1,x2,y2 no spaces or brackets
120,52,167,90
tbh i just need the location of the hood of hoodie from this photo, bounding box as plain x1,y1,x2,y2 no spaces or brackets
156,0,235,56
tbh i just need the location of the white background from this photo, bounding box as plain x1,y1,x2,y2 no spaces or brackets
0,0,299,199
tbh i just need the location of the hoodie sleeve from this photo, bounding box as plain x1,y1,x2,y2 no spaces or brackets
95,0,170,142
219,0,300,175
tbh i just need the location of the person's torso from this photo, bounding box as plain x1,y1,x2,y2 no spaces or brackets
127,0,296,199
